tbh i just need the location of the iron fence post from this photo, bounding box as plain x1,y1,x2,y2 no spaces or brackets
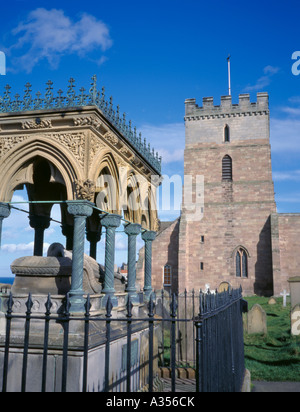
126,297,133,392
170,293,178,392
195,317,203,393
2,293,13,393
61,294,71,393
104,296,113,392
148,294,155,392
21,293,33,392
82,294,91,393
41,293,52,392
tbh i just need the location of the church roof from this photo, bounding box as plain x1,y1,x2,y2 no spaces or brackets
0,75,162,174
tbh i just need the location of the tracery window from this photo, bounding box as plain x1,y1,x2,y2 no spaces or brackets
236,248,248,278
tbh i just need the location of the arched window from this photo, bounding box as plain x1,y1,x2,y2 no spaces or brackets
222,155,232,181
224,125,230,142
235,248,248,278
163,264,172,286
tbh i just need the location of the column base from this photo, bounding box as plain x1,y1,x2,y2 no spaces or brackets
101,293,118,309
69,289,86,313
143,287,153,301
126,291,140,304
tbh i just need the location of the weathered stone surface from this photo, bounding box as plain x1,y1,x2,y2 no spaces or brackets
246,304,267,335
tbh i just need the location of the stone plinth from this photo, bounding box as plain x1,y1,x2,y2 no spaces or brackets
288,277,300,308
10,255,102,295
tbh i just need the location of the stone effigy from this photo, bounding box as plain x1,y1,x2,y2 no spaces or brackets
10,243,127,295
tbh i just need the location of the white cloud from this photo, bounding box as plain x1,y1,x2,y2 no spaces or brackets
270,117,300,152
275,194,300,203
264,65,280,75
140,123,185,165
2,242,50,254
244,65,280,92
7,8,112,72
273,170,300,181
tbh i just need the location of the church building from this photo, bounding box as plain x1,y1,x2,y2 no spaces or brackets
137,92,300,297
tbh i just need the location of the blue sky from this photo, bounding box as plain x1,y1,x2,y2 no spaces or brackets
1,0,300,276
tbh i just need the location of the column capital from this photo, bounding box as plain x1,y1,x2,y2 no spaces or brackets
86,231,102,243
124,223,142,236
29,215,51,230
142,230,156,242
100,213,122,229
67,200,94,217
0,202,11,219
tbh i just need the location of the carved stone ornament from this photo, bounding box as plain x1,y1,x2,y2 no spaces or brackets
22,119,52,129
0,135,28,157
104,131,119,147
73,116,102,129
75,179,96,202
52,132,85,167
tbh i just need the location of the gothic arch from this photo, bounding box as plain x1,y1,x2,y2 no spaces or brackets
94,152,120,213
122,171,142,224
232,245,250,279
0,136,82,202
231,245,250,259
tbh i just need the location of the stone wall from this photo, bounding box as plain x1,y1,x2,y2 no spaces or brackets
272,213,300,295
136,219,180,293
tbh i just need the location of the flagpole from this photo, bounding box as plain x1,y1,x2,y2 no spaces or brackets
227,55,231,96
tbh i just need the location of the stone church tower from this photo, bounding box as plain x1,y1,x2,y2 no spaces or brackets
137,92,300,297
179,93,277,295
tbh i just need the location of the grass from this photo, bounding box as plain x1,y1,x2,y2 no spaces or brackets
244,296,300,382
160,296,300,382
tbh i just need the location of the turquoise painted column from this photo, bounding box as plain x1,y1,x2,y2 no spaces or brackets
124,223,141,303
67,201,93,313
29,215,51,256
141,230,156,300
100,214,122,307
0,203,11,248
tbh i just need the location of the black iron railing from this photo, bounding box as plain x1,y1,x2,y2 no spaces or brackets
0,287,247,393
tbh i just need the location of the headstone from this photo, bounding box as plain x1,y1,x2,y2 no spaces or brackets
280,290,290,308
218,282,231,293
288,277,300,308
291,305,300,336
268,297,277,305
247,304,267,335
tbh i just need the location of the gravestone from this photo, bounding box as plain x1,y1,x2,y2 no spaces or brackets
288,277,300,309
218,282,231,293
280,290,290,308
291,305,300,337
247,304,267,335
268,297,277,305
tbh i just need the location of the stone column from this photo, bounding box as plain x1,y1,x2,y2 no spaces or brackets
100,214,122,307
67,201,93,313
0,203,11,248
61,223,74,251
141,230,156,300
29,215,51,257
86,231,101,260
124,223,141,302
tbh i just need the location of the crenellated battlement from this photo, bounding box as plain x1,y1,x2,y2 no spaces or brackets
185,92,269,119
